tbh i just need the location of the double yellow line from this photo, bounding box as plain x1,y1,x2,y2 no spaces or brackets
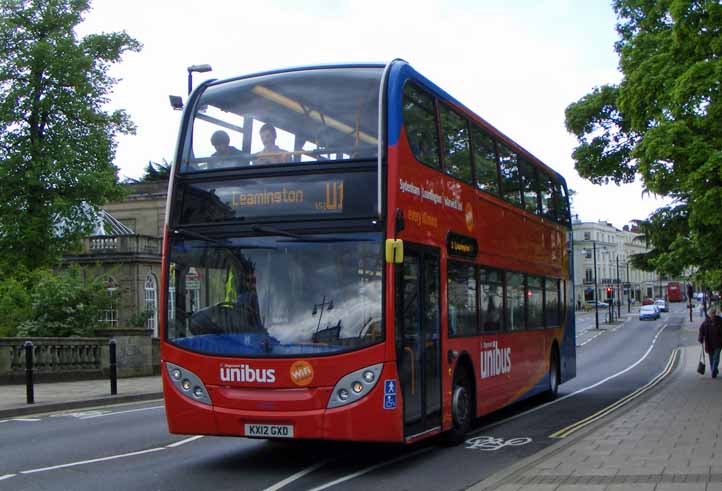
550,347,680,438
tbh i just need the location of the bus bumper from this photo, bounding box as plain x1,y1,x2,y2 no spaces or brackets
163,368,404,443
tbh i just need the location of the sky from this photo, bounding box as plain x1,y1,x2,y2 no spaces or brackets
78,0,670,230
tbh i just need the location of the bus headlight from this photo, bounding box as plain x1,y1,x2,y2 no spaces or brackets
165,362,212,406
327,363,383,409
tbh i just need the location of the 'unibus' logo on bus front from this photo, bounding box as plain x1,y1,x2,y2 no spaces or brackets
220,364,276,384
480,341,512,379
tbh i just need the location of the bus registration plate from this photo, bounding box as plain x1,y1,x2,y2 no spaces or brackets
244,423,294,438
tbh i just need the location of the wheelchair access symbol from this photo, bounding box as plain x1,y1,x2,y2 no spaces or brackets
383,379,397,410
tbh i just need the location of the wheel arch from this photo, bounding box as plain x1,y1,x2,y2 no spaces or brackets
454,351,476,417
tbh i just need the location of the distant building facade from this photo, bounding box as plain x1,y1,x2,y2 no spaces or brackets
62,180,168,337
572,218,671,307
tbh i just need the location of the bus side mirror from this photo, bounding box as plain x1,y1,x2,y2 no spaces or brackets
385,239,404,264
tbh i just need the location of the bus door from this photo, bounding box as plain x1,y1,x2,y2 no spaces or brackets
395,245,442,438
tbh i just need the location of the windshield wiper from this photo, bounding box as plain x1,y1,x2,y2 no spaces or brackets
277,237,371,243
251,225,370,243
172,227,277,250
171,228,228,246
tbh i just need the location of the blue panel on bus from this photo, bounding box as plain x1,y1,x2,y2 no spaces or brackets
386,61,471,148
173,334,342,356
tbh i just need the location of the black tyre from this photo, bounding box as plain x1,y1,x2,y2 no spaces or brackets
544,350,560,401
443,368,473,445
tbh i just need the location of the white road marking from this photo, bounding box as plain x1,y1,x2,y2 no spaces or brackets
0,434,206,482
0,418,41,424
551,346,679,438
78,405,164,419
305,447,433,491
20,448,165,474
51,410,111,419
261,460,331,491
578,331,605,347
560,323,668,400
166,435,204,448
470,322,670,436
465,436,532,451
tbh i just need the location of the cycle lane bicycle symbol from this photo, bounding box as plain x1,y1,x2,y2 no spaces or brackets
465,435,532,451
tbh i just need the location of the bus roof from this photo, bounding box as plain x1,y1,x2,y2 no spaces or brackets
191,59,568,190
385,59,568,189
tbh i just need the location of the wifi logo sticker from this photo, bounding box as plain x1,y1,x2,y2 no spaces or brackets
290,361,314,386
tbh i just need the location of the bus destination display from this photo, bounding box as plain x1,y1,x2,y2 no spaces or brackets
179,171,376,223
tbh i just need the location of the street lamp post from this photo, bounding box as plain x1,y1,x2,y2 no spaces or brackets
312,296,334,338
593,241,599,330
616,255,621,319
187,64,212,95
627,261,632,314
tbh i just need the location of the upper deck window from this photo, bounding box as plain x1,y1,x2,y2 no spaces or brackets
518,158,540,214
471,125,499,195
439,104,471,184
498,144,522,208
539,172,556,220
182,67,382,172
402,83,441,169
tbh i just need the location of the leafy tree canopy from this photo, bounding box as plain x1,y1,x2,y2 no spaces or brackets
16,265,115,337
565,0,722,286
0,0,141,271
123,159,171,183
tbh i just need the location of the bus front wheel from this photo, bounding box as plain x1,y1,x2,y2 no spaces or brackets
443,368,472,445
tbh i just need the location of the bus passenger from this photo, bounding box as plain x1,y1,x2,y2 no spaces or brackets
254,124,289,164
210,130,248,167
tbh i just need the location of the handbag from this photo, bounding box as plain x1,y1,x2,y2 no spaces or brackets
698,345,706,375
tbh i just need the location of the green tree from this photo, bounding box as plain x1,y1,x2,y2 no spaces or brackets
17,265,115,337
0,0,141,271
565,0,722,285
123,159,171,183
0,273,32,336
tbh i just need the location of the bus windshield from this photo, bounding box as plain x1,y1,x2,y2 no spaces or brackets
182,67,383,172
166,232,384,357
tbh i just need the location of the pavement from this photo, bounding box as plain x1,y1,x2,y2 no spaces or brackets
0,375,163,418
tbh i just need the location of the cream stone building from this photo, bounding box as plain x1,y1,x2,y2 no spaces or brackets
572,218,672,309
62,180,168,336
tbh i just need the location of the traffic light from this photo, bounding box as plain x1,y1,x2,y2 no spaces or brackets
606,287,613,298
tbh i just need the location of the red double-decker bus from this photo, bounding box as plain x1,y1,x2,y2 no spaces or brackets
667,282,683,302
160,60,575,444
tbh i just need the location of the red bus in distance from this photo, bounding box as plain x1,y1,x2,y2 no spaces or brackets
667,281,684,302
160,60,576,445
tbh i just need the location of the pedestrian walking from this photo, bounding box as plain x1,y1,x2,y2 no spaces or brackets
698,307,722,378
